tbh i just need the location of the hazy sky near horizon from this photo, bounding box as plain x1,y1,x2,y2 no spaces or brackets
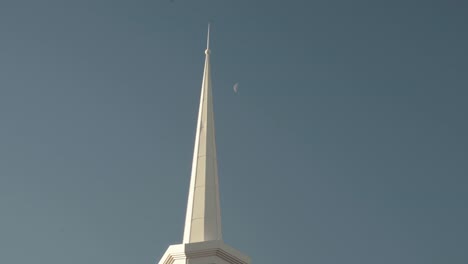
1,1,467,263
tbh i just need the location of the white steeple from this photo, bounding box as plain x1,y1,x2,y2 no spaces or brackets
158,25,250,264
183,23,222,243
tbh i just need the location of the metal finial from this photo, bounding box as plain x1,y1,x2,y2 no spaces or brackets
206,23,211,50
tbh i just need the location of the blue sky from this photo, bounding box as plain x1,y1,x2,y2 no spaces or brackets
1,1,467,263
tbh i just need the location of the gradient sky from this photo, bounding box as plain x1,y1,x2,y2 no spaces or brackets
1,1,467,264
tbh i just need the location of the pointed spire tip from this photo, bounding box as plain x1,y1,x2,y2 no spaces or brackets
206,23,211,54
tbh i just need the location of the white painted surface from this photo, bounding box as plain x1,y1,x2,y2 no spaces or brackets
158,241,251,264
183,25,222,243
158,26,250,264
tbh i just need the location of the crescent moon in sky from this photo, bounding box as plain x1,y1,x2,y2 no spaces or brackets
233,83,239,94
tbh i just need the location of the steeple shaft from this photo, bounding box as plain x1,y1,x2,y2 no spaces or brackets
183,25,222,243
158,25,250,264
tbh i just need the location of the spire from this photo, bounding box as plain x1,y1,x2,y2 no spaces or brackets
158,25,251,264
183,24,222,243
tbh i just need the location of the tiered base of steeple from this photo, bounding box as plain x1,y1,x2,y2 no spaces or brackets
158,240,250,264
